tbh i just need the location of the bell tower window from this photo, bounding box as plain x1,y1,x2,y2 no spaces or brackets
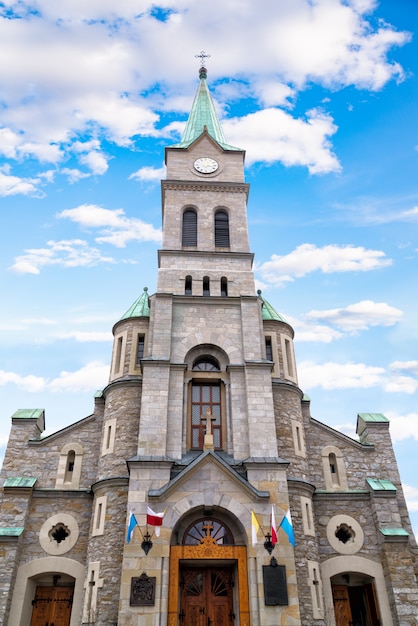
185,275,192,295
182,209,197,246
214,210,230,247
203,276,210,296
221,277,228,297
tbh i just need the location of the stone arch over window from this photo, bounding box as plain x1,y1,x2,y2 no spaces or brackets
182,207,198,246
184,345,230,453
56,442,84,490
214,209,230,247
321,445,348,491
171,505,247,547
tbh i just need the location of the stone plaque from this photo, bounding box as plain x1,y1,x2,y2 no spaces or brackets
130,572,156,606
262,563,288,606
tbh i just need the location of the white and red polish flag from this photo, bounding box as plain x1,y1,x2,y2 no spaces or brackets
146,506,164,536
271,506,278,546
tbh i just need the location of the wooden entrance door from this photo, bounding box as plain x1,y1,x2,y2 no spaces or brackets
181,567,233,626
333,582,381,626
30,586,73,626
333,585,352,626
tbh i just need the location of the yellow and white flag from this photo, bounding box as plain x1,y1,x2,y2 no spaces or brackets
251,510,261,547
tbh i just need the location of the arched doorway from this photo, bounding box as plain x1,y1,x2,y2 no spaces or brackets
168,515,250,626
29,573,74,626
332,572,381,626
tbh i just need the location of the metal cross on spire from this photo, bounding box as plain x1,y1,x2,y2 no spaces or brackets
195,50,211,67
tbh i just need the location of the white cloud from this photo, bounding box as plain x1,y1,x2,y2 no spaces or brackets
287,315,343,343
58,204,162,247
224,108,341,174
0,165,40,196
0,0,410,171
385,412,418,443
9,239,116,274
0,369,46,393
129,165,166,182
0,361,109,393
61,168,90,183
48,361,109,393
385,361,418,394
79,150,109,175
402,484,418,513
298,360,385,390
385,376,418,395
304,300,403,332
399,206,418,220
390,361,418,375
257,243,392,286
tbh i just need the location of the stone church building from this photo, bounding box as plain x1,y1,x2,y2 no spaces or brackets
1,66,417,626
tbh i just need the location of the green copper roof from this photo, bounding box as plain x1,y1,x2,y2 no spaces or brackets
366,478,397,492
0,528,24,537
257,291,289,323
358,413,389,423
171,67,242,151
379,528,409,537
4,477,37,488
120,287,150,321
11,409,44,420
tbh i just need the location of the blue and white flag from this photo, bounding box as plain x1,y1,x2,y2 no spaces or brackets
126,511,138,543
279,509,296,547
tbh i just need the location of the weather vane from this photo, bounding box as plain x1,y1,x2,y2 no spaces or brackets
195,50,211,67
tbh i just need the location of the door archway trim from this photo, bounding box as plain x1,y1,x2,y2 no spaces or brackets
8,556,85,626
321,555,393,626
168,538,250,626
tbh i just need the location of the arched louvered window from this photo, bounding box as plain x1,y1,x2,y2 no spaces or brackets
214,210,230,247
185,275,192,295
203,276,210,296
220,277,228,297
182,209,197,246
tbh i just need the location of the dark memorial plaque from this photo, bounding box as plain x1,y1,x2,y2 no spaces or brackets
262,563,288,605
130,572,156,606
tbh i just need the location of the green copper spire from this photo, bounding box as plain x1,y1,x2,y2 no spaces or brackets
120,287,150,320
172,66,242,151
257,290,289,323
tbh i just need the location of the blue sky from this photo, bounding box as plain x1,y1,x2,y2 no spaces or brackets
1,0,417,536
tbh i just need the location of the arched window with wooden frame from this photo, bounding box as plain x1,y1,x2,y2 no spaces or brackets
182,208,198,246
214,209,230,248
185,350,228,453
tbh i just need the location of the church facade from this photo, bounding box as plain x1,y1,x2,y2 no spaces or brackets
1,67,417,626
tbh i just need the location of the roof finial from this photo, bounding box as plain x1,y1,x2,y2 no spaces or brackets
195,50,210,79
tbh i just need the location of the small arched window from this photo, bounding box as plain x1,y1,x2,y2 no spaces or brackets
185,275,192,295
182,209,197,246
220,277,228,297
64,450,75,483
192,356,220,371
183,518,234,545
56,443,84,490
203,276,210,296
214,210,230,247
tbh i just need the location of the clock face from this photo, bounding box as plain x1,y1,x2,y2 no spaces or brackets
194,157,219,174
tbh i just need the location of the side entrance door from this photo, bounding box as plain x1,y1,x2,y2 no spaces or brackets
181,566,233,626
30,585,73,626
